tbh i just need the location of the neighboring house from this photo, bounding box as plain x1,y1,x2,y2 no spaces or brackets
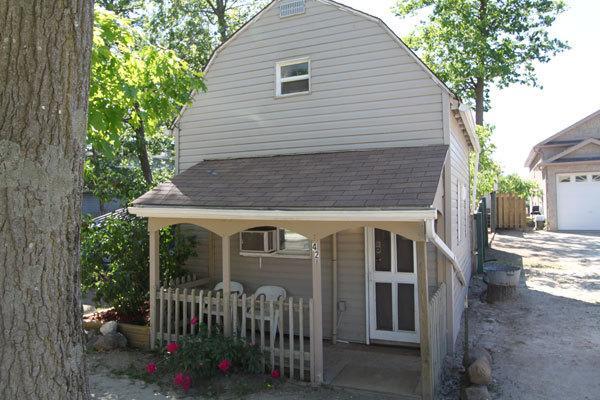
82,192,120,217
526,109,600,231
129,1,478,398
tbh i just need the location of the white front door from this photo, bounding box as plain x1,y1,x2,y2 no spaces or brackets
557,173,600,230
366,228,419,343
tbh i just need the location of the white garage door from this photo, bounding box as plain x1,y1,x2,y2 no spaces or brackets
557,173,600,230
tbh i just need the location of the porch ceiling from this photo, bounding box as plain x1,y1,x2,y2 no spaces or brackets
132,145,448,210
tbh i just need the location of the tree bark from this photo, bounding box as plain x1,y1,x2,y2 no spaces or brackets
208,0,229,43
0,0,93,399
132,103,153,184
475,77,485,126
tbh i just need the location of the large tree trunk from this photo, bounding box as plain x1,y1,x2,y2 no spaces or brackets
475,77,485,126
0,1,93,399
133,103,153,184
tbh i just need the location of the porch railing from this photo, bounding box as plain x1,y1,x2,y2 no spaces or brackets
164,272,210,289
154,286,314,382
428,283,447,393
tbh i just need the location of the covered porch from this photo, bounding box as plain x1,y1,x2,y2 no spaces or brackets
129,145,461,399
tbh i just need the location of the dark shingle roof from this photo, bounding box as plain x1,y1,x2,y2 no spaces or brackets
133,145,448,210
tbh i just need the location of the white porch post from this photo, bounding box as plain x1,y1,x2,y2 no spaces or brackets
149,226,160,349
417,240,434,400
311,238,324,384
222,234,231,336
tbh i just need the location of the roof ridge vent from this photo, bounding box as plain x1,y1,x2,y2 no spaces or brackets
280,0,305,17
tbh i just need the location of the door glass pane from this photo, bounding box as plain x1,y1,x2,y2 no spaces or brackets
374,229,391,271
397,283,415,331
396,235,414,273
376,283,393,331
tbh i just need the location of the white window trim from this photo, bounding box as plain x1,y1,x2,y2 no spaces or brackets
275,58,311,97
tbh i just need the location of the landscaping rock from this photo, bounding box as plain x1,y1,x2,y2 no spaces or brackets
85,330,100,349
468,346,493,366
94,332,127,351
461,385,491,400
82,304,96,314
100,320,118,335
468,357,492,385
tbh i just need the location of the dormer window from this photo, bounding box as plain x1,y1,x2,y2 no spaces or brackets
276,58,310,97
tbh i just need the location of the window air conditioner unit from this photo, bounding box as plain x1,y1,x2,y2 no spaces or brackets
240,227,277,253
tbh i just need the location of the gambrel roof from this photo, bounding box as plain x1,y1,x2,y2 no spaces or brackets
172,0,478,151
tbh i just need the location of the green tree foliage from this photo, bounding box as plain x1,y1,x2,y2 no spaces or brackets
471,125,502,199
143,0,269,71
498,173,542,199
88,8,204,199
81,212,196,315
393,0,568,124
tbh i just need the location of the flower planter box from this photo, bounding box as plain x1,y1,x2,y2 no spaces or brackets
118,322,150,350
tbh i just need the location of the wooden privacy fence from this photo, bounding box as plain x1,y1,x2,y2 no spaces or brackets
155,286,314,382
496,194,527,230
428,283,447,394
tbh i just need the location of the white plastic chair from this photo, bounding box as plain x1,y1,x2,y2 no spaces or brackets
249,285,287,337
213,281,244,295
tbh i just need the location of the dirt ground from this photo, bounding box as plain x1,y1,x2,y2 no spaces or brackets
443,230,600,400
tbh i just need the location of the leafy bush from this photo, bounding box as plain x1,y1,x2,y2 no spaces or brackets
81,210,195,316
146,323,267,392
498,173,542,200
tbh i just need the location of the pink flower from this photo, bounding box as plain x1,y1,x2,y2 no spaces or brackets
190,316,199,326
173,372,185,386
145,362,157,374
181,374,192,392
173,372,192,392
271,369,281,379
166,342,180,354
217,358,231,373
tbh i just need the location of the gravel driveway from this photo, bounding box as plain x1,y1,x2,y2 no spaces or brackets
456,230,600,400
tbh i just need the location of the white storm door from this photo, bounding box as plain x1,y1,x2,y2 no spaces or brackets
367,228,419,343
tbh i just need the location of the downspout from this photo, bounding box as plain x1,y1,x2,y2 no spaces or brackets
332,233,338,344
425,220,466,286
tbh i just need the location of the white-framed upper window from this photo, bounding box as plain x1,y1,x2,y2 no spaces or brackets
276,58,310,97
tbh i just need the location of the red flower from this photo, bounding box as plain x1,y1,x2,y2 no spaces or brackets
173,372,192,392
145,362,157,374
173,372,185,386
166,342,180,354
181,374,192,392
217,358,231,373
271,369,281,379
190,316,199,326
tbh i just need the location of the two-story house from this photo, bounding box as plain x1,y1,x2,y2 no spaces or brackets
526,109,600,230
129,1,478,398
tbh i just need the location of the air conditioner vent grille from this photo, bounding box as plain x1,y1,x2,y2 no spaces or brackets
280,0,305,17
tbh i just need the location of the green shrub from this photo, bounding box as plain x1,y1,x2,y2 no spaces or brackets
81,211,196,316
147,324,266,392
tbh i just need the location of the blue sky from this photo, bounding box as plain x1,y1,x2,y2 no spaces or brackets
338,0,600,176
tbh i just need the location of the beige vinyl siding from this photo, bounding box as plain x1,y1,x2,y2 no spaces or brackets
177,0,444,171
180,224,210,276
449,116,472,343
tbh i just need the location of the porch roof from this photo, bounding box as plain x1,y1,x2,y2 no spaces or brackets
133,145,448,210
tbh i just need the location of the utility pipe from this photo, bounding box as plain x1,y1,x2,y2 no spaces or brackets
332,233,338,344
425,220,466,286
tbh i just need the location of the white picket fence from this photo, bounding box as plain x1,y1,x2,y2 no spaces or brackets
428,283,447,393
154,286,314,382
